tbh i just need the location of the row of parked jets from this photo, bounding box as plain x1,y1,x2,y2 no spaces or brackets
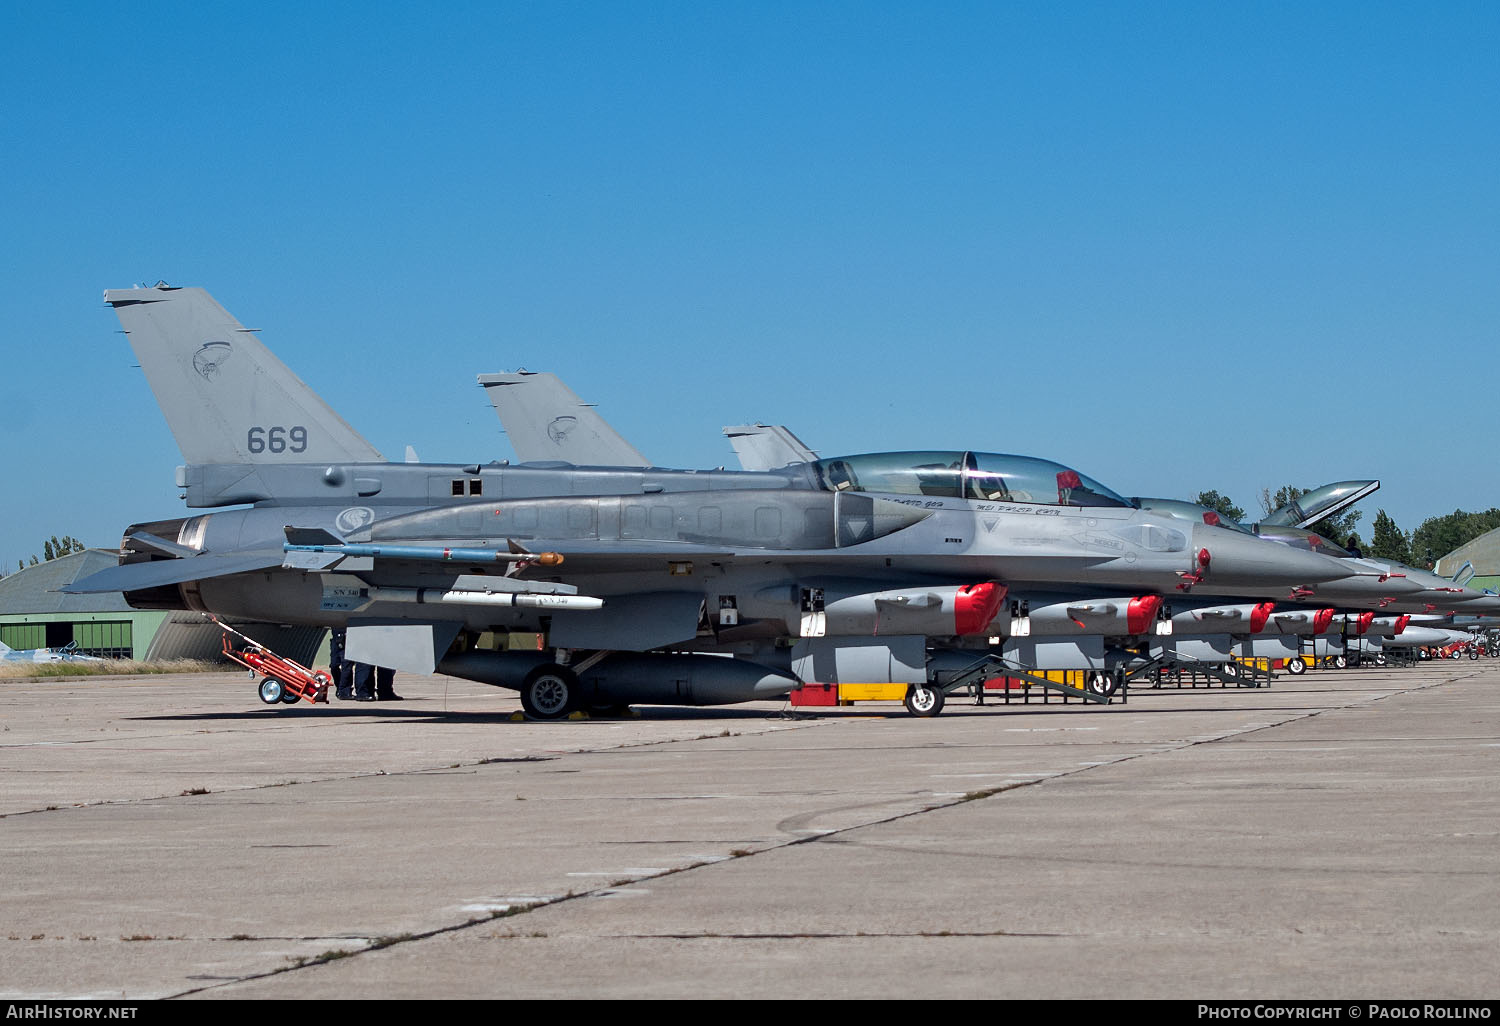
64,285,1493,716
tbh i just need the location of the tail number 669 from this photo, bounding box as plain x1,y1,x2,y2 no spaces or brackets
247,426,308,454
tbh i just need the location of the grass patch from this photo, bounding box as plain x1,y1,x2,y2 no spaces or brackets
489,902,543,919
292,948,355,967
0,659,223,680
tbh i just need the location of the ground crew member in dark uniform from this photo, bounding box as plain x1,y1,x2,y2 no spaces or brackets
352,661,376,702
329,628,352,701
375,665,402,701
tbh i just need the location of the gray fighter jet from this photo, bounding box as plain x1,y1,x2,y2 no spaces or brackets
70,285,1355,718
1134,495,1500,616
482,371,1500,682
0,640,103,664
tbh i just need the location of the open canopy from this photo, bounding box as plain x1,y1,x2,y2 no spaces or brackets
1259,481,1379,530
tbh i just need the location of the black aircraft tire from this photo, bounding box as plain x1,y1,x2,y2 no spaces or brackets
520,664,580,720
1085,671,1119,697
1333,655,1347,670
1286,657,1307,676
904,683,945,717
258,677,285,705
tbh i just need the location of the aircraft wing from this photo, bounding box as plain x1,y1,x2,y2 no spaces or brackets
60,551,287,595
479,371,651,468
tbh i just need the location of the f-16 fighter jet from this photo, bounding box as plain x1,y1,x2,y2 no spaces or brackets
71,286,1353,718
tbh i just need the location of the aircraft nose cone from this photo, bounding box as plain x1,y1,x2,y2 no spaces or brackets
1192,526,1354,588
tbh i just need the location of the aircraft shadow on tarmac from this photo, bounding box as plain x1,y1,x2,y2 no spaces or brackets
125,696,1307,724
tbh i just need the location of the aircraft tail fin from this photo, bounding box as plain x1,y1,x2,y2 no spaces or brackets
479,371,650,467
105,284,384,465
723,423,818,471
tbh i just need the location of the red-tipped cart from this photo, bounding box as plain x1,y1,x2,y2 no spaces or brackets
214,617,331,706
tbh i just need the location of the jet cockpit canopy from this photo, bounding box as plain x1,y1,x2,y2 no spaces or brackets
1133,497,1257,535
809,451,1133,508
1251,523,1355,557
1259,481,1379,530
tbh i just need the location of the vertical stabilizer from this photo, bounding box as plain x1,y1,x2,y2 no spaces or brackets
105,285,384,465
479,371,650,467
723,423,818,471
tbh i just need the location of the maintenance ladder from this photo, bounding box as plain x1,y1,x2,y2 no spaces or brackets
940,654,1123,707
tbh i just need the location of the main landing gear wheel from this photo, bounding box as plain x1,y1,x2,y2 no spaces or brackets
1085,671,1120,697
257,676,286,705
1286,657,1307,676
520,664,580,720
904,682,945,717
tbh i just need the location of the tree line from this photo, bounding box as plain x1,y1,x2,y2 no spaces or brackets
3,535,88,579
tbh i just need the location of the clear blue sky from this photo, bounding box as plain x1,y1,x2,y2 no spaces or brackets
3,2,1497,570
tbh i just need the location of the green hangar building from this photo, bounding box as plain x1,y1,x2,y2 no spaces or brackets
0,549,325,664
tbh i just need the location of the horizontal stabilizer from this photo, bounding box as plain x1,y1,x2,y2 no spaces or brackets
61,551,286,594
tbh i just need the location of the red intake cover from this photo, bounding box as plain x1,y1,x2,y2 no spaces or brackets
1356,611,1375,635
1127,595,1164,635
954,582,1007,636
1394,614,1411,634
1313,608,1336,634
1250,602,1275,634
